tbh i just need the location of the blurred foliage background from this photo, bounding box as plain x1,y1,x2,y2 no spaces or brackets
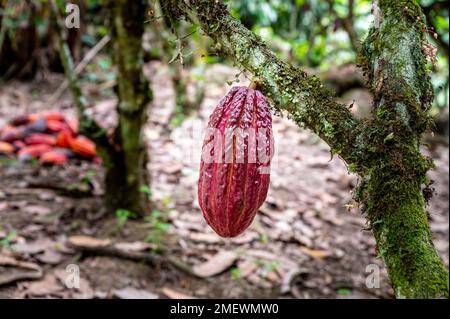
0,0,448,112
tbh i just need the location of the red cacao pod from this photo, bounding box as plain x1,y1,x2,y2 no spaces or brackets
47,120,69,133
69,135,96,158
43,111,65,122
40,150,69,165
17,144,52,160
56,129,74,148
0,141,14,154
10,114,30,126
25,133,56,146
198,86,274,237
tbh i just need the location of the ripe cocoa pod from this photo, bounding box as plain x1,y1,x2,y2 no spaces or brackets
25,133,56,146
198,86,274,237
17,144,52,160
47,120,69,133
0,126,25,142
0,141,14,154
69,135,96,158
43,111,65,122
13,140,26,151
56,129,74,148
10,114,30,126
67,118,79,135
40,150,69,165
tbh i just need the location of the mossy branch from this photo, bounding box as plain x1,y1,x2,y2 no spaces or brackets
162,0,372,169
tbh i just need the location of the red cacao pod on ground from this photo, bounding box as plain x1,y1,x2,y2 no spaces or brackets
69,135,96,158
198,86,274,237
47,120,69,133
25,133,56,146
43,111,65,122
40,150,69,165
56,129,74,148
0,141,14,154
17,144,52,160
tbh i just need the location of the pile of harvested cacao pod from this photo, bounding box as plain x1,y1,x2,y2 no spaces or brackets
0,111,98,165
198,86,274,238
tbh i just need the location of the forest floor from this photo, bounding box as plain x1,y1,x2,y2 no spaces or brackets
0,61,448,299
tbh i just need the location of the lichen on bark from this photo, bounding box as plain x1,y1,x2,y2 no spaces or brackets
165,0,449,298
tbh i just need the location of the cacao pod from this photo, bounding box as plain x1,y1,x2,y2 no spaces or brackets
18,144,52,160
56,130,74,148
25,133,56,146
67,118,79,135
40,150,69,165
13,140,26,151
198,86,274,237
69,135,96,158
0,126,25,142
0,141,14,154
10,114,30,126
47,120,69,133
43,111,65,122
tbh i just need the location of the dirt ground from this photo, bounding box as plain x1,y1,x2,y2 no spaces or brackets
0,61,448,299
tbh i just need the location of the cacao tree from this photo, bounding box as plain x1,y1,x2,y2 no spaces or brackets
161,0,449,298
52,0,151,216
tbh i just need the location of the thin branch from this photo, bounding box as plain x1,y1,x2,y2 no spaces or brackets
50,0,88,119
49,34,111,104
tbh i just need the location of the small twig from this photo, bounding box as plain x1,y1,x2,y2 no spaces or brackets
49,34,111,104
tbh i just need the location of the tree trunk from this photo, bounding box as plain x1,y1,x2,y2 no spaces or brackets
105,0,151,216
165,0,449,298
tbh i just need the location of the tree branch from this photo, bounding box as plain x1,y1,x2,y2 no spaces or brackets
164,0,369,169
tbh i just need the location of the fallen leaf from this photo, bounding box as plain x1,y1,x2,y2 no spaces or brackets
36,249,62,265
113,287,159,299
192,251,237,278
13,238,53,255
22,274,63,297
298,246,330,260
188,232,222,244
161,287,196,299
114,241,153,252
0,255,43,286
68,236,111,248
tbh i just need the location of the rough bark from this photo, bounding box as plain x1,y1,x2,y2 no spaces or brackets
106,0,152,216
165,0,449,298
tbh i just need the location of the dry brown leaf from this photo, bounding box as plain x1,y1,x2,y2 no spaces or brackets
13,238,54,255
113,287,159,299
114,241,154,252
22,274,63,297
161,287,196,299
0,254,41,270
36,249,62,265
68,236,111,248
192,251,237,278
298,246,330,260
188,232,222,244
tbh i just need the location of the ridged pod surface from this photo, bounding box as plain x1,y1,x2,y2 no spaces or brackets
198,86,274,237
